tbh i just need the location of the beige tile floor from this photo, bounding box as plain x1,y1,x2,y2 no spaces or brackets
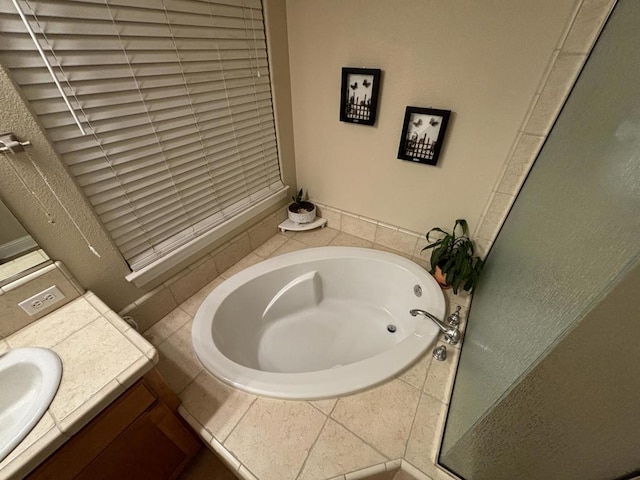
145,229,467,480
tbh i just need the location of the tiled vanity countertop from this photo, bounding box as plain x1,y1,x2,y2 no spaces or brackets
145,229,469,480
0,292,157,480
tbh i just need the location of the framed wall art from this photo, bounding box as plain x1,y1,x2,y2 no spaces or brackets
397,106,451,166
339,67,381,126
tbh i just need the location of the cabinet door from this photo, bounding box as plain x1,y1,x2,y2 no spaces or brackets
27,384,157,480
76,402,200,480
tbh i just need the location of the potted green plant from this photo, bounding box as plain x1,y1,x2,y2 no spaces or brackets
421,218,484,294
288,188,316,224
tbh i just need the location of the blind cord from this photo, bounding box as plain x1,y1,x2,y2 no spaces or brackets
25,150,101,257
160,0,223,221
207,1,252,204
249,2,262,78
2,150,101,257
11,0,86,135
105,0,197,256
244,0,271,192
2,151,55,224
25,0,147,259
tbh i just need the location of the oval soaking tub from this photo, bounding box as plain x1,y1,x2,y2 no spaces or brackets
192,246,444,399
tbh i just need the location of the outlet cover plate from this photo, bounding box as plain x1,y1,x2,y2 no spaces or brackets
18,286,65,316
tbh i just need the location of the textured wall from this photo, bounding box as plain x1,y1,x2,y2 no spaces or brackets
441,261,640,480
285,0,576,235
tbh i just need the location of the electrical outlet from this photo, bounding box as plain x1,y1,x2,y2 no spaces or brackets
18,286,65,316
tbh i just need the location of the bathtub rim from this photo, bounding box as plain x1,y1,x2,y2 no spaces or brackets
192,246,444,400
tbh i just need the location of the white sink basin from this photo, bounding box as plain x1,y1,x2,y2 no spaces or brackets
0,347,62,462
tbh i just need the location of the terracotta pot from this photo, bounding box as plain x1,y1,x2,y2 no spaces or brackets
433,265,451,289
288,201,316,224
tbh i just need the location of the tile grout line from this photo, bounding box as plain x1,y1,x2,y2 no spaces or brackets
293,411,332,480
221,396,259,445
307,401,332,416
398,354,433,393
176,371,202,404
396,376,416,390
404,339,455,464
239,462,262,480
217,397,265,480
421,389,448,406
328,415,392,462
327,399,338,417
419,354,434,392
557,0,585,52
145,307,192,340
402,390,430,460
7,313,101,351
176,368,204,397
401,458,442,480
48,409,63,433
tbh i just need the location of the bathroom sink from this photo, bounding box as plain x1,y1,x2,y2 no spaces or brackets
0,347,62,462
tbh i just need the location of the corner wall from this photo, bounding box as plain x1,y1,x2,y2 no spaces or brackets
285,0,577,236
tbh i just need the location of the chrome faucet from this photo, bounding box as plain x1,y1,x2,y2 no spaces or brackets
409,309,461,345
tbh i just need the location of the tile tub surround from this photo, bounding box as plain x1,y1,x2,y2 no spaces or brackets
0,292,157,480
119,209,287,333
146,229,469,480
116,202,470,337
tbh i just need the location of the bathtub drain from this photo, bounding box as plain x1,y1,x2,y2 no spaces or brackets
387,324,397,333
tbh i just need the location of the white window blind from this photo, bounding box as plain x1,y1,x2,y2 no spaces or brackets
0,0,284,271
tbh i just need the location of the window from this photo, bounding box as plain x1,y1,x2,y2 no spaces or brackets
0,0,284,280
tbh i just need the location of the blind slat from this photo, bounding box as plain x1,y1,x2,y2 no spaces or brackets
0,0,282,270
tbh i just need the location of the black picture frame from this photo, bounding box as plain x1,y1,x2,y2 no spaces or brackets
339,67,381,126
397,106,451,166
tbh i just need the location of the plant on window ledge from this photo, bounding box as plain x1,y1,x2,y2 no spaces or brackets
421,218,484,294
288,188,316,224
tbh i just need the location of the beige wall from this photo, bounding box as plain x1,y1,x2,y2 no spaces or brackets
0,0,296,311
286,0,576,235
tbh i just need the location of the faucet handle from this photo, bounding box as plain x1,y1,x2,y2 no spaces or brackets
447,306,461,326
443,327,461,345
432,345,447,361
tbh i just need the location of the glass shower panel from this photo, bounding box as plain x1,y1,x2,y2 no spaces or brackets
440,0,640,476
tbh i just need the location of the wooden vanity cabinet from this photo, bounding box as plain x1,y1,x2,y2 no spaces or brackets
27,369,201,480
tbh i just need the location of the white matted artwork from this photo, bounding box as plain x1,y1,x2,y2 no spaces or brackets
339,67,381,126
398,106,451,165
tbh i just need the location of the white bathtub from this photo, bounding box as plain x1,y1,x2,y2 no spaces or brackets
192,246,444,399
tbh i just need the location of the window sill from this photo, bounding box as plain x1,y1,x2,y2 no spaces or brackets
124,187,289,288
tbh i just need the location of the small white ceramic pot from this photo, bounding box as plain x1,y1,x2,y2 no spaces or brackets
288,202,316,224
